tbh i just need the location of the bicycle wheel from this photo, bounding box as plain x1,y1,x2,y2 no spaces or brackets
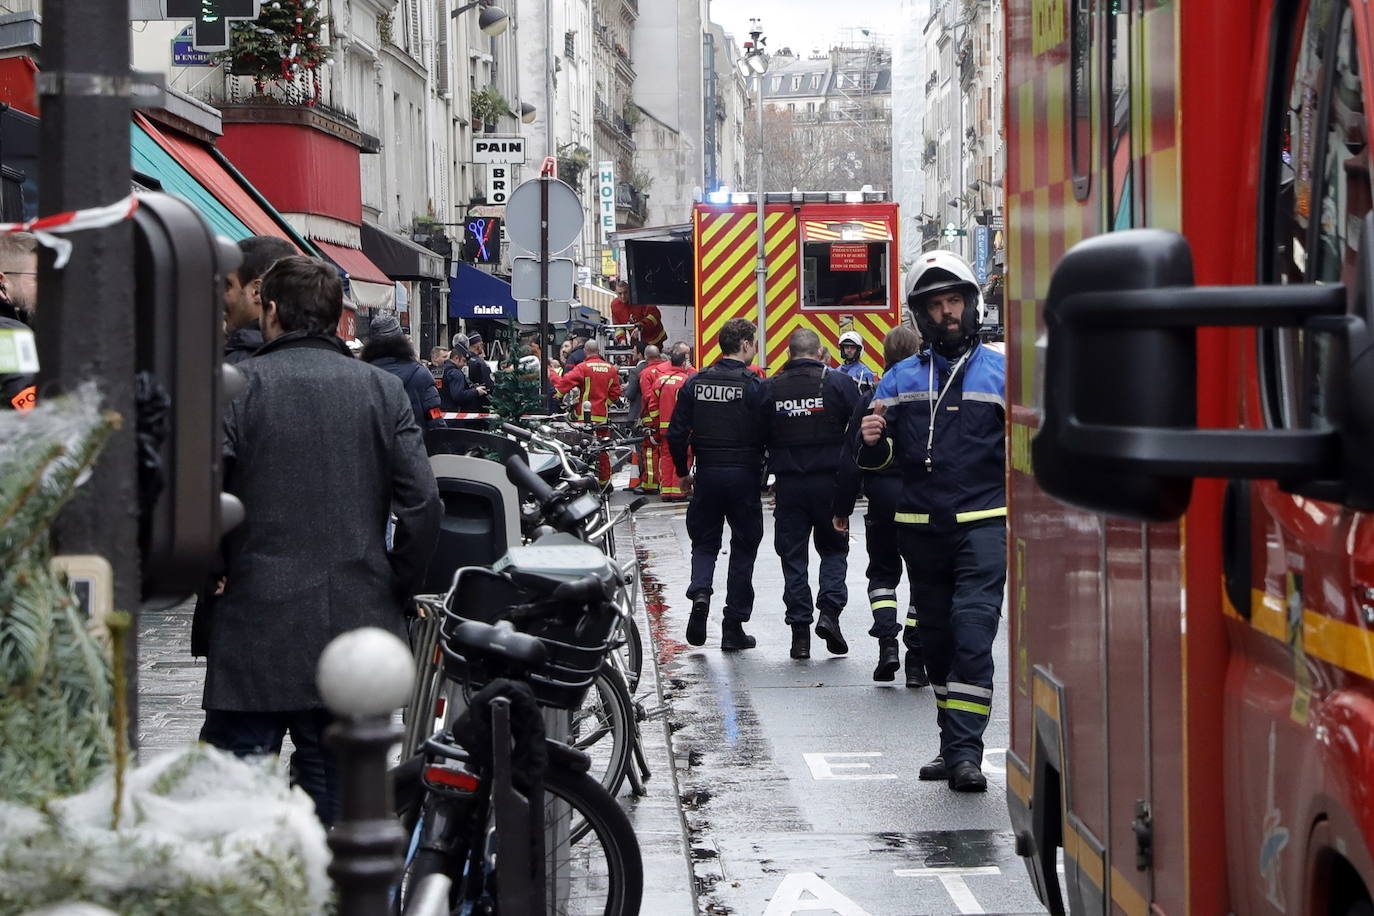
615,613,643,694
543,762,644,916
565,664,632,797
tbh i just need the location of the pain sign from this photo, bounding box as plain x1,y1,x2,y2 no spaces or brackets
598,161,617,244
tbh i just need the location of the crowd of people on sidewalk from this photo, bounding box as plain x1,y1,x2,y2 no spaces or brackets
6,230,1004,815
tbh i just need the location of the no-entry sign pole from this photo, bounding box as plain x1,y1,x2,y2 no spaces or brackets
539,175,550,403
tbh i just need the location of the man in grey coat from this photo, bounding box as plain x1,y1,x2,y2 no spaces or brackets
199,256,441,824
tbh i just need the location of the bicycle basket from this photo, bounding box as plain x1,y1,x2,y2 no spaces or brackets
440,555,622,710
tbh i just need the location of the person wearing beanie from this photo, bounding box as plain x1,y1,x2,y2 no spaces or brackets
361,314,445,431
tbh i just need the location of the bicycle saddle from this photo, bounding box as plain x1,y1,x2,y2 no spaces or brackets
493,532,620,600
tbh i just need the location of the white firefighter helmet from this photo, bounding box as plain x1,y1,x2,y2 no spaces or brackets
838,330,864,349
904,250,984,351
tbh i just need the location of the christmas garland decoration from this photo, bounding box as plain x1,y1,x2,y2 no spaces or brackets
221,0,334,102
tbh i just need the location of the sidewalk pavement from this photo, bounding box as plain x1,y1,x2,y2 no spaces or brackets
135,520,701,913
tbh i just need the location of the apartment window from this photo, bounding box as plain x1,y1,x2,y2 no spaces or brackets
565,30,576,60
811,74,821,90
791,75,801,91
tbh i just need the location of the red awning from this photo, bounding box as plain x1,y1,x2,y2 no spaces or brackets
135,113,301,247
315,240,392,286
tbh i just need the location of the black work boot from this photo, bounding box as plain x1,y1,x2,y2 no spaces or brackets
789,623,811,659
904,650,929,688
873,637,900,681
917,755,947,781
686,597,709,647
815,611,848,655
948,760,988,793
720,619,757,651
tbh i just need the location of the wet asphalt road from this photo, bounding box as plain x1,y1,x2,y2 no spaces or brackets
627,493,1048,916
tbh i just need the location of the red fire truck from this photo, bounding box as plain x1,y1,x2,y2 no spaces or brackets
1006,1,1374,914
615,193,902,373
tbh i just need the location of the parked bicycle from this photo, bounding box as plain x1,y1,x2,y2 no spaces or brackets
392,534,644,916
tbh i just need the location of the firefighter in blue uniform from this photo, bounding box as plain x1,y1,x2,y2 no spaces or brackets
833,329,877,392
767,327,861,659
667,317,772,651
858,250,1006,793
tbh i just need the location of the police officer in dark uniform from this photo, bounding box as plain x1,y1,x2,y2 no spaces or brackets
858,251,1006,793
667,317,771,651
767,327,860,660
833,325,928,685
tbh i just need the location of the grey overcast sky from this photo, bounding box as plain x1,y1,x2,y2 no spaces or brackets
710,0,902,58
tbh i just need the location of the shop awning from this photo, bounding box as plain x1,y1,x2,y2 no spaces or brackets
132,121,252,241
136,114,302,249
449,262,515,319
317,240,395,311
360,221,444,280
577,283,616,320
801,219,893,242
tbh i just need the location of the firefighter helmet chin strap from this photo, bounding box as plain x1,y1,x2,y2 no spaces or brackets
925,347,973,473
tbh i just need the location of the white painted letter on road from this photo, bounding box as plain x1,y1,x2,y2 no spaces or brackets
763,872,872,916
803,752,898,780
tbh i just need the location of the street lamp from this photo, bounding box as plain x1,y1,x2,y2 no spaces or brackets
452,0,510,37
738,19,769,369
520,102,537,124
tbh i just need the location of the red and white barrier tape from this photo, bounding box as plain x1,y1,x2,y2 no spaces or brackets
0,195,139,269
442,412,500,420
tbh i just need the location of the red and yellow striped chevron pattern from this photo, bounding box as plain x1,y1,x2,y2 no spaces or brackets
694,204,898,377
801,219,892,242
695,207,801,368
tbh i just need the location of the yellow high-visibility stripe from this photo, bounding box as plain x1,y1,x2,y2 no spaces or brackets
945,699,992,716
894,507,1008,525
957,507,1008,522
904,616,919,627
870,599,898,611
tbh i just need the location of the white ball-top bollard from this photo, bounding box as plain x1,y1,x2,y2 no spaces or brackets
316,627,416,719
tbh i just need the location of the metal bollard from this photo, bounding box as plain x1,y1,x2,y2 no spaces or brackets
317,627,417,916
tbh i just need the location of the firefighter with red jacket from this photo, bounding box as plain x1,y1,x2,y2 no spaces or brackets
553,337,622,485
645,341,696,501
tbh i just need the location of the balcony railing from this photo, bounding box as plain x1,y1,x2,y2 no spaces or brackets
615,182,647,222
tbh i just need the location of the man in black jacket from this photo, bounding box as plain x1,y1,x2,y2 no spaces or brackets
667,318,771,651
199,256,440,824
440,344,489,413
832,325,927,685
222,235,297,365
465,333,495,389
766,328,860,660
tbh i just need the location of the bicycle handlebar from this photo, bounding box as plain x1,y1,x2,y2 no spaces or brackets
504,454,557,505
501,422,534,442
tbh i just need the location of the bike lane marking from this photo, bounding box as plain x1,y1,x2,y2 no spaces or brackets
893,866,1002,915
802,752,899,780
762,872,873,916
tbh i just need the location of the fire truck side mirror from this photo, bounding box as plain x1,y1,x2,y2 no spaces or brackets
133,192,245,607
1035,226,1374,522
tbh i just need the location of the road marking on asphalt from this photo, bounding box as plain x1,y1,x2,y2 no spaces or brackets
893,866,1001,915
763,872,872,916
802,752,898,780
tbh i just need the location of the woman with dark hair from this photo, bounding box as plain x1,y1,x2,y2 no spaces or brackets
831,324,928,686
362,314,446,431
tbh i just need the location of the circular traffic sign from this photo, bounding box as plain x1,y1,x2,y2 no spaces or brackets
505,177,584,253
